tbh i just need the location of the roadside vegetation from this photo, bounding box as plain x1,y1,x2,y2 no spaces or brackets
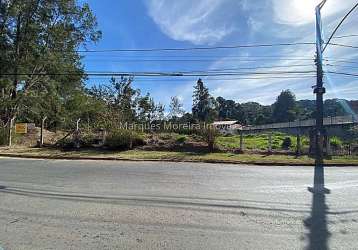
0,1,357,165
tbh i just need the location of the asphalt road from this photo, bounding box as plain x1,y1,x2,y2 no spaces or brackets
0,158,358,250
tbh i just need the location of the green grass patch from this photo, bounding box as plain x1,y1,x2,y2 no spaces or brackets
216,133,310,151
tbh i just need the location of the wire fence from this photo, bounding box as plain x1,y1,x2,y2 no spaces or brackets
0,125,8,146
242,115,358,131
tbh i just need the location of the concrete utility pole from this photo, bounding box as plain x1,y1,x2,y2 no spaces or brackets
7,117,15,147
75,118,81,149
40,116,47,147
314,0,327,164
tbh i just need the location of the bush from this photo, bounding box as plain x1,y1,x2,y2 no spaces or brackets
281,137,292,149
200,126,219,152
158,133,173,140
0,127,7,145
176,135,187,144
330,136,342,149
80,133,97,147
57,137,76,149
105,130,144,149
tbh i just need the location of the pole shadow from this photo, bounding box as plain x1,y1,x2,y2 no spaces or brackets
304,163,331,250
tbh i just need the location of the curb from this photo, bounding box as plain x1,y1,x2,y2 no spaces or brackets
1,153,357,167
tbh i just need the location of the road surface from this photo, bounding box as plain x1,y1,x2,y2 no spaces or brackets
0,158,358,250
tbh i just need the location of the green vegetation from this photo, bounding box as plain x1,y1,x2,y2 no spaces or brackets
217,133,310,151
176,135,187,144
0,127,7,145
1,147,358,165
0,1,357,161
105,130,144,149
0,0,101,130
330,136,343,149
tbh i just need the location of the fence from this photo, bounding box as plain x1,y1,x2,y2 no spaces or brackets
0,122,9,146
243,115,358,131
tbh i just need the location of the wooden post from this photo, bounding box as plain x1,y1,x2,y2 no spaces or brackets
268,133,272,153
239,131,244,151
40,116,47,147
296,133,301,156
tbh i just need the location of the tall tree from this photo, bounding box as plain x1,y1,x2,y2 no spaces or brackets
111,76,138,122
0,0,101,125
272,90,297,122
192,78,211,122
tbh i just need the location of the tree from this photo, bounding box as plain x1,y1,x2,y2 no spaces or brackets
324,99,348,117
137,93,155,122
153,102,165,121
216,96,245,122
169,96,184,120
272,90,297,122
192,78,212,122
111,76,138,122
0,0,101,126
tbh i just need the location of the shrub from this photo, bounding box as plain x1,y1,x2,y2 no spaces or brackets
330,136,342,149
0,127,7,145
200,126,219,152
105,130,144,149
80,133,97,147
57,137,76,149
176,135,187,144
281,137,292,149
158,133,173,140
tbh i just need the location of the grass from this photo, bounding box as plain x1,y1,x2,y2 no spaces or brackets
216,133,310,151
1,147,358,165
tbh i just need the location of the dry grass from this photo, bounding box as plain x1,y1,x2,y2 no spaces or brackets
1,147,358,165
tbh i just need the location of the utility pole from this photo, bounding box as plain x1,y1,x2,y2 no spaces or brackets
314,0,327,165
40,116,47,147
313,2,358,163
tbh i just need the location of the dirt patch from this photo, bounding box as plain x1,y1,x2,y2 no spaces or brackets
14,127,66,147
139,133,213,153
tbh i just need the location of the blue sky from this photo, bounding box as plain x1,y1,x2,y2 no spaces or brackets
82,0,358,111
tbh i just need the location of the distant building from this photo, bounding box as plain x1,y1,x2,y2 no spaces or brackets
212,121,242,135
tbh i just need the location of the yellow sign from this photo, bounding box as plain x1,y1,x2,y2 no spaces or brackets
15,123,27,134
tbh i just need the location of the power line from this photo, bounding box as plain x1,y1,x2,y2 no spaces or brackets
76,42,316,53
324,63,358,69
1,70,316,77
84,58,316,63
83,54,316,59
324,58,358,65
323,3,358,52
328,43,358,49
86,75,316,81
333,34,358,39
83,64,314,74
74,42,356,53
326,71,358,77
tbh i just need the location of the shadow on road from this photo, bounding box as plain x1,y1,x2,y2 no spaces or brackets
304,164,331,250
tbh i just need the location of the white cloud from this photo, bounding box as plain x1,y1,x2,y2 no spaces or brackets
145,0,237,44
272,0,357,26
141,0,358,107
